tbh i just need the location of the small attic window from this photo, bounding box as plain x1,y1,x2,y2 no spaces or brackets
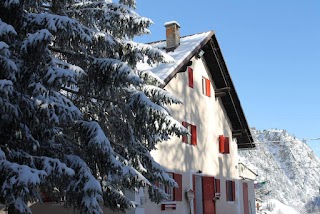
202,77,211,97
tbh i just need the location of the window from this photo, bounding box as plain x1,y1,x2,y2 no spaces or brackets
215,178,221,193
158,173,182,202
182,122,197,145
188,67,194,88
219,135,230,154
159,173,174,201
202,76,211,97
226,180,236,201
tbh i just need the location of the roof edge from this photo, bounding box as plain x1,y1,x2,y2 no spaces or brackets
205,36,255,148
163,31,215,85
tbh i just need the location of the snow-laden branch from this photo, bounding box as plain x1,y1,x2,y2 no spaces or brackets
7,150,75,178
0,79,13,97
0,18,17,37
93,58,142,85
27,13,92,42
21,29,52,54
137,69,164,87
0,41,18,79
0,160,47,213
33,91,82,124
143,85,182,105
76,120,150,186
123,41,174,65
127,87,169,116
0,148,6,160
66,155,103,214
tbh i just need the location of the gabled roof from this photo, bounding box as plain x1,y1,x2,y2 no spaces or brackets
139,31,255,149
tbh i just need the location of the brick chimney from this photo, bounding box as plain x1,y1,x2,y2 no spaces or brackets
164,21,180,52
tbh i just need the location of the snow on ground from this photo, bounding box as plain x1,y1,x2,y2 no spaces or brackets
258,199,300,214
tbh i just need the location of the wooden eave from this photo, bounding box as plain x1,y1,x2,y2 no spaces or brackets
163,31,255,149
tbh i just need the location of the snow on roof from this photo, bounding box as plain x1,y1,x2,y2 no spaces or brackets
137,31,212,81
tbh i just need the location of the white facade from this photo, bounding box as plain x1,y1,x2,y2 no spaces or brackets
141,54,256,214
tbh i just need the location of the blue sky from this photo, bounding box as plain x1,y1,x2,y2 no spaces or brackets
135,0,320,157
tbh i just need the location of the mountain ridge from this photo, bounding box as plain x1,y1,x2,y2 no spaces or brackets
239,128,320,213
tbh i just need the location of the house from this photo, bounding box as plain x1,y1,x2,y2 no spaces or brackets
138,21,257,214
0,22,256,214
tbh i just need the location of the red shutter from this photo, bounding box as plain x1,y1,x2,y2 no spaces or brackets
232,181,236,201
192,175,197,214
188,67,194,88
173,173,182,201
215,179,220,193
219,135,225,153
206,78,211,97
225,137,230,154
191,125,197,146
182,122,187,143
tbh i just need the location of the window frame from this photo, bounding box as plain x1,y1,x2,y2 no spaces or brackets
202,76,211,97
182,122,197,146
159,173,174,201
215,178,221,194
158,173,183,202
226,180,236,201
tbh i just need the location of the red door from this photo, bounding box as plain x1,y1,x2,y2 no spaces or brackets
243,182,249,214
202,176,216,214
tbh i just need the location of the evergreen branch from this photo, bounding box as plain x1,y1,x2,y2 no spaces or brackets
49,46,88,59
61,87,118,104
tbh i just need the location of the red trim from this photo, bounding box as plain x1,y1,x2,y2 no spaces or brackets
225,137,230,154
219,135,225,153
191,125,197,146
188,67,194,88
173,173,182,201
232,181,236,201
206,78,211,97
219,135,230,154
161,203,176,210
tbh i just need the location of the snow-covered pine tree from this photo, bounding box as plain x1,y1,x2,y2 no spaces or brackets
0,0,186,213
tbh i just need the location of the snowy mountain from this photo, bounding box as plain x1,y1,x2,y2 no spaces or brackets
239,128,320,213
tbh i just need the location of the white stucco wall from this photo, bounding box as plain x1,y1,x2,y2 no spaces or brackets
144,56,241,214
